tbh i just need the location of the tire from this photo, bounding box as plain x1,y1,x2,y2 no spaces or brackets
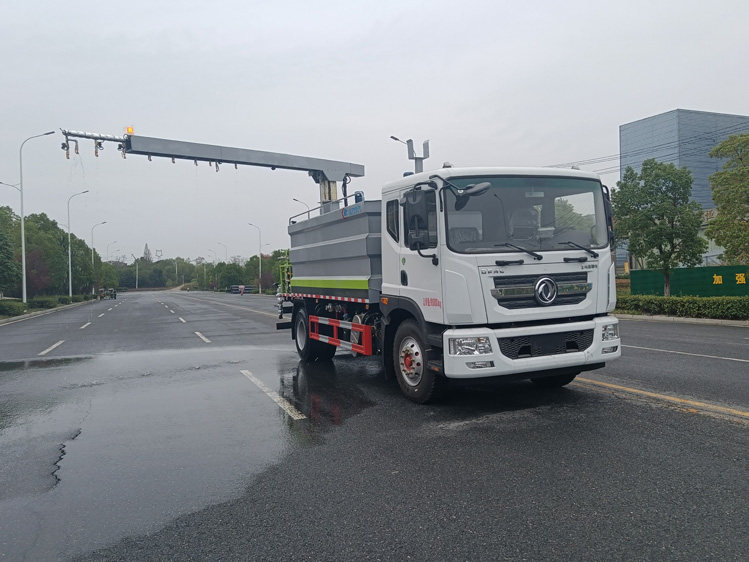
393,320,444,404
530,372,579,388
315,342,336,361
295,308,317,361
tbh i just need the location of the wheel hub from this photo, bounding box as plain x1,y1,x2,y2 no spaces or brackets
398,336,423,387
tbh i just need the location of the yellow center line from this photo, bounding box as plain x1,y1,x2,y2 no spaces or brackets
576,377,749,420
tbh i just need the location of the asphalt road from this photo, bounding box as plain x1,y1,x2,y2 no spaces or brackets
0,291,747,561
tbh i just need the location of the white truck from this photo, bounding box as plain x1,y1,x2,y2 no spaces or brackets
278,166,621,403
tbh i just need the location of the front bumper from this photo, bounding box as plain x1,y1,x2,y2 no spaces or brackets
441,316,621,379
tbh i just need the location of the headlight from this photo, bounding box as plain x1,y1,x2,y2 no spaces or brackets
601,323,619,341
448,337,493,356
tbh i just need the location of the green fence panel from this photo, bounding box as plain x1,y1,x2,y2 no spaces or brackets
631,267,749,297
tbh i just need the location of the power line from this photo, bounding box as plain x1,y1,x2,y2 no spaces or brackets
548,120,749,170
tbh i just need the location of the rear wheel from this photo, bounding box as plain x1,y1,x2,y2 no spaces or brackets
530,372,579,388
315,341,336,360
393,320,444,404
295,308,316,361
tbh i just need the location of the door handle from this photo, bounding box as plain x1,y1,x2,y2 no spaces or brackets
400,270,408,286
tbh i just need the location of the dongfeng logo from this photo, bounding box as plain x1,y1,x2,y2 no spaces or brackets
534,277,557,305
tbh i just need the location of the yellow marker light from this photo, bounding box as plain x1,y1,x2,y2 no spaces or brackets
126,126,134,134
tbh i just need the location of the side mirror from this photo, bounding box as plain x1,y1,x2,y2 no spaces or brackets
454,182,491,210
400,189,430,241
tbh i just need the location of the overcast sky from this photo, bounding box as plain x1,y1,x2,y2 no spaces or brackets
2,0,747,263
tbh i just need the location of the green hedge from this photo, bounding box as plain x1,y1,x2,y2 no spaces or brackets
27,296,59,309
616,295,749,320
72,295,84,303
57,296,71,305
0,301,27,317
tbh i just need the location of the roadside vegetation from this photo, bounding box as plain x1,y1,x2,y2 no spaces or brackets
0,205,289,314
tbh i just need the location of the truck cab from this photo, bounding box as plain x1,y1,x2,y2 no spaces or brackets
379,167,620,399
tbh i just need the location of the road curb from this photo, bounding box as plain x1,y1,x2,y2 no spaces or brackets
0,299,94,326
614,313,749,329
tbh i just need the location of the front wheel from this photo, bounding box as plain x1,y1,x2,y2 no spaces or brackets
393,320,444,404
530,372,579,388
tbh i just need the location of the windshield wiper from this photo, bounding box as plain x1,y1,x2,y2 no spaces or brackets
496,243,543,261
559,241,599,258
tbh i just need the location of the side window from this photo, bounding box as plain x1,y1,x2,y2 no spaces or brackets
386,199,399,242
403,189,438,249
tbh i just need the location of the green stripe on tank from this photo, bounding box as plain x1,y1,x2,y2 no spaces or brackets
290,277,370,290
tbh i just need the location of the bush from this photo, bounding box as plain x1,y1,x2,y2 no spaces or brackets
27,296,58,309
58,296,71,305
616,295,749,320
72,295,84,303
0,300,27,317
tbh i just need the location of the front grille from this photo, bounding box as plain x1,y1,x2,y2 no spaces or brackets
493,272,589,309
497,329,594,359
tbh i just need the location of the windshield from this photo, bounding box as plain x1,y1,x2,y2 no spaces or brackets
443,175,608,254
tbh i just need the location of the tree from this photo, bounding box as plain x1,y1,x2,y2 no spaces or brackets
143,244,153,263
613,159,707,297
100,262,119,289
0,230,20,296
219,263,244,287
705,134,749,264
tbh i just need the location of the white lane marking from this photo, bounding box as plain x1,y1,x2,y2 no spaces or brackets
108,308,113,311
623,344,749,364
98,313,105,318
170,310,175,314
195,331,211,343
179,317,186,323
80,322,91,330
240,370,306,420
39,340,65,356
164,305,169,308
175,294,277,318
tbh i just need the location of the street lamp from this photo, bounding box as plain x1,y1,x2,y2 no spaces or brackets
67,189,89,297
106,241,118,262
19,130,55,303
390,135,430,174
90,221,106,264
91,221,106,294
248,222,262,294
217,242,228,262
292,198,311,219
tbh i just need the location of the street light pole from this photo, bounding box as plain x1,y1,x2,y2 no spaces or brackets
292,198,311,219
248,223,262,293
67,189,89,297
90,222,106,264
19,131,55,303
91,221,106,294
106,240,118,262
218,242,228,262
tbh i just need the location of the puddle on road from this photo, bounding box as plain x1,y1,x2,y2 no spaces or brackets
272,357,379,442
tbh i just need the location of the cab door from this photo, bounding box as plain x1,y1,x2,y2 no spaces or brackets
398,187,444,324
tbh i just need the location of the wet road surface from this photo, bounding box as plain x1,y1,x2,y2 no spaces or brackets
0,291,747,561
